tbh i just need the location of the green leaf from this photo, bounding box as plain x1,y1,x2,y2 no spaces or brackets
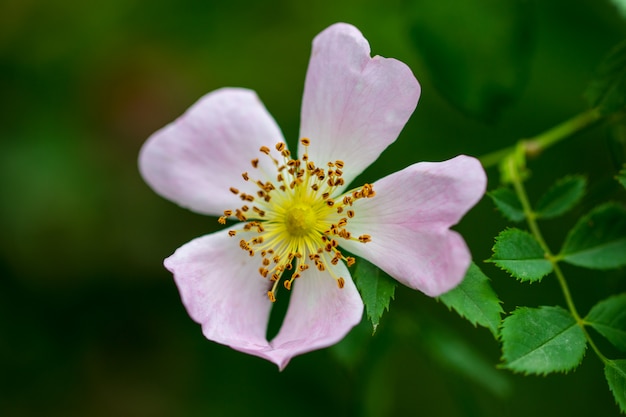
535,175,586,219
407,0,533,122
439,263,503,337
560,203,626,269
488,187,525,222
618,165,626,189
586,293,626,351
500,306,587,375
353,258,397,334
489,228,553,282
585,39,626,114
605,359,626,414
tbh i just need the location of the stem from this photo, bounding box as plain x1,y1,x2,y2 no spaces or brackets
480,108,603,168
506,156,609,364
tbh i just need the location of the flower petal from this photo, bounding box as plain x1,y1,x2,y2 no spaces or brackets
299,23,420,186
165,229,274,358
341,155,487,296
266,261,363,370
139,88,285,216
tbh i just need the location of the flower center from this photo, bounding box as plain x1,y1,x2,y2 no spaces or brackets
219,138,375,302
284,204,317,237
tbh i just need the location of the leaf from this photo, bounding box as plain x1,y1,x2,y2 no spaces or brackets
407,0,533,122
439,263,503,337
488,187,525,222
618,165,626,189
585,39,626,114
586,293,626,351
353,258,397,334
488,228,553,282
605,359,626,414
500,306,587,375
535,175,586,219
559,203,626,269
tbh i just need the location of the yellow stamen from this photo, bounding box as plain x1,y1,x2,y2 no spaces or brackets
220,139,375,301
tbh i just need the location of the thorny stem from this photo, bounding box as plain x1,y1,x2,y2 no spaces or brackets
505,156,609,364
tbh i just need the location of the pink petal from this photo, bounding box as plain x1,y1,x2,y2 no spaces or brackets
299,23,420,186
139,88,285,216
266,260,363,370
341,155,487,296
165,229,274,357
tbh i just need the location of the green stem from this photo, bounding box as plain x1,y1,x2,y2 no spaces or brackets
480,108,603,168
506,156,609,364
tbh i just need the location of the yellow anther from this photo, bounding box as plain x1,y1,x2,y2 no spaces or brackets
218,139,376,303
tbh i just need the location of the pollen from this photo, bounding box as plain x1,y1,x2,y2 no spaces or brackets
220,139,375,302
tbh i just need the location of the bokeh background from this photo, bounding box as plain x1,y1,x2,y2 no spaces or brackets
2,0,626,416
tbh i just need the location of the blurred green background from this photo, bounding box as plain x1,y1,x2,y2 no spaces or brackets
2,0,626,416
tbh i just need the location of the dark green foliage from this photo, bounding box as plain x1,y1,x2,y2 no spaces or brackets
560,203,626,269
439,263,503,337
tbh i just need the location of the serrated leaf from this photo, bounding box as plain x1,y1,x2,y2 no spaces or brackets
439,263,503,337
500,306,587,375
489,228,553,282
585,40,626,114
535,175,586,219
353,258,396,334
606,359,626,413
586,293,626,351
488,187,525,222
560,203,626,269
618,165,626,189
407,0,532,122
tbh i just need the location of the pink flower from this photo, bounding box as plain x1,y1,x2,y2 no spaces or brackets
139,23,486,370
